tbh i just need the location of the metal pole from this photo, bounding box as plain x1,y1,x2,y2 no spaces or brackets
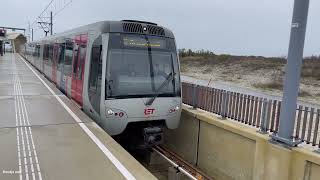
192,84,199,109
221,91,228,119
50,11,53,35
259,99,269,134
31,29,33,41
28,22,31,42
272,0,310,146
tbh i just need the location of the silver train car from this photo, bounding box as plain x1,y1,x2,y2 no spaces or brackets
21,20,181,146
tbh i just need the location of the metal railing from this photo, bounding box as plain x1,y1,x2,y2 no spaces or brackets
182,82,320,148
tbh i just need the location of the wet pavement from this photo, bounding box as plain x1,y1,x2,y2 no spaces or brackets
0,53,155,180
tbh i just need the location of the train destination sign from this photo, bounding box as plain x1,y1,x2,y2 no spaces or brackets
122,35,166,49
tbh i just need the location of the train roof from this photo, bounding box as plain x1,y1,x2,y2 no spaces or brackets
31,20,175,43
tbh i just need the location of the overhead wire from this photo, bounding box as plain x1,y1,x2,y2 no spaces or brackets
28,0,73,39
31,0,54,27
53,0,72,17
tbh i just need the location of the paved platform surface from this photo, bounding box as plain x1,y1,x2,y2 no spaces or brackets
0,53,156,180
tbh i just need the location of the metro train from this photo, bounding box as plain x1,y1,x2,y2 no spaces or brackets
21,20,181,146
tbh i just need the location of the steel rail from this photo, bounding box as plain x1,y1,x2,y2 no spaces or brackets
153,145,213,180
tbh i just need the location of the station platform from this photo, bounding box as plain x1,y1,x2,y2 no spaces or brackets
0,53,156,180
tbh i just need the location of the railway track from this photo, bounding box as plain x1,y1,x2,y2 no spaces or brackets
152,145,213,180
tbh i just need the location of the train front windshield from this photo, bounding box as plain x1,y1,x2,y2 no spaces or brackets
106,33,180,99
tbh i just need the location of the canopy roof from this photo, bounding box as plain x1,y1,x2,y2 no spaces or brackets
6,33,26,40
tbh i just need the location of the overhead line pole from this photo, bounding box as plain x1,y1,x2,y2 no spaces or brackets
50,11,53,35
272,0,310,146
30,0,72,39
31,0,54,27
28,22,31,42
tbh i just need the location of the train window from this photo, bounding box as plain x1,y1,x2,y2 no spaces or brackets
53,44,59,64
44,44,52,63
36,45,40,58
106,33,179,99
29,45,32,56
78,45,86,80
48,44,53,64
64,41,73,76
58,43,65,71
43,44,49,61
33,44,39,58
73,44,79,75
88,36,102,114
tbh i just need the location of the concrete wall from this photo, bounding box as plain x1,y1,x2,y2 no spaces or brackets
164,105,320,180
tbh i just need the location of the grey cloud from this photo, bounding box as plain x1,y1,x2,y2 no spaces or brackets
1,0,319,56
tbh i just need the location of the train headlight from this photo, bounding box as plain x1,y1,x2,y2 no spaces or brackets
107,109,114,115
169,105,180,113
106,108,127,118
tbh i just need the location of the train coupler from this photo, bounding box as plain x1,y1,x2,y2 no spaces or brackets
143,127,163,147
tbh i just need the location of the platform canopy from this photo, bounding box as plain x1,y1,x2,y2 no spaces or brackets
5,32,26,40
2,33,27,53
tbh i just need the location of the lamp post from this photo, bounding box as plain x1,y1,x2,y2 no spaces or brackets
272,0,310,146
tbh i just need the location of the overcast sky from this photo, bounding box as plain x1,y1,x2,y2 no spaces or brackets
2,0,319,57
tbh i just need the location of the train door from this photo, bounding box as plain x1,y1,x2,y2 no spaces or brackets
60,39,73,96
38,44,44,70
71,43,79,101
71,34,87,105
52,43,59,85
42,44,45,72
58,42,66,93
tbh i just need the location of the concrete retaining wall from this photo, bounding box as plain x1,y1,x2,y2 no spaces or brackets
164,105,320,180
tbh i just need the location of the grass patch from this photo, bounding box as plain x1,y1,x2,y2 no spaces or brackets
253,82,283,90
203,67,213,73
180,65,188,72
299,90,312,97
254,83,312,97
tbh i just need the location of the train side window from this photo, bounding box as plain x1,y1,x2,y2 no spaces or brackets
53,44,59,63
64,41,73,76
43,44,47,61
88,36,102,114
78,45,86,80
33,46,36,57
36,45,40,58
43,44,46,59
73,44,79,75
48,44,53,64
58,43,65,71
43,44,49,61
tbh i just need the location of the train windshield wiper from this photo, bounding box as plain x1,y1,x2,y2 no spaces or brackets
145,72,175,106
